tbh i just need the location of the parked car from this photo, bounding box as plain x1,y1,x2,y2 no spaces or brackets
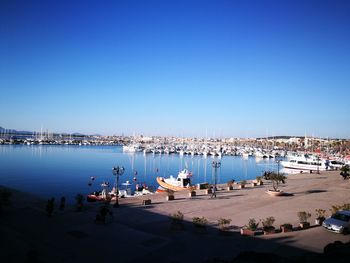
322,210,350,234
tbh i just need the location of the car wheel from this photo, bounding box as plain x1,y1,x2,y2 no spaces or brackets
342,228,349,235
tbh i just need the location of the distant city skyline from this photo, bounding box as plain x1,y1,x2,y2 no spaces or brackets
1,0,350,138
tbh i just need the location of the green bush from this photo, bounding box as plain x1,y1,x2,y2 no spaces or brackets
246,218,259,231
218,218,231,231
261,216,275,229
315,209,327,219
170,211,184,225
192,216,208,228
297,211,311,223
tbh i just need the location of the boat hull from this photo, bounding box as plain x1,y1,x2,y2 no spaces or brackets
280,161,329,171
156,177,187,191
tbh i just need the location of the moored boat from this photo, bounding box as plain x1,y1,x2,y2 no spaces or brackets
156,169,192,191
281,154,332,172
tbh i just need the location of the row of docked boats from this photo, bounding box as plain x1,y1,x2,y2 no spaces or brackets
122,143,288,159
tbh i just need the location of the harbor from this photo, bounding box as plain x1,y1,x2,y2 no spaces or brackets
2,0,350,261
0,144,281,202
0,144,349,202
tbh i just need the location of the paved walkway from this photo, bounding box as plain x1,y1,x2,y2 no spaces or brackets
1,170,350,262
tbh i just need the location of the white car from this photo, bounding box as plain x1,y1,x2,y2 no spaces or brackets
322,210,350,234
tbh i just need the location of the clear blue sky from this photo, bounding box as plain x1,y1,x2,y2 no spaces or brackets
1,0,349,138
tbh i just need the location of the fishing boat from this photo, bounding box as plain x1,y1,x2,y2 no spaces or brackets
156,169,192,191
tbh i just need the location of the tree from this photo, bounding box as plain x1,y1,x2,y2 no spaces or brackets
340,165,349,179
268,172,286,191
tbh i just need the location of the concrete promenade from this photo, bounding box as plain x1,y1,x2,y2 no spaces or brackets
1,170,350,262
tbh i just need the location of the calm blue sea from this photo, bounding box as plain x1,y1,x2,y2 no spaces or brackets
0,145,278,202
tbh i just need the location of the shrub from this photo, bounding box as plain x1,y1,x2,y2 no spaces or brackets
170,211,184,225
342,203,350,210
297,211,311,223
330,205,342,214
330,203,350,214
315,209,327,219
192,217,208,228
218,218,231,231
340,165,349,176
246,218,259,231
280,223,293,229
261,216,275,229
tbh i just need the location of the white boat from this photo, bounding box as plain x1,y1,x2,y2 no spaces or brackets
280,154,332,172
254,151,268,158
242,152,249,158
156,169,192,191
122,143,143,153
328,160,345,170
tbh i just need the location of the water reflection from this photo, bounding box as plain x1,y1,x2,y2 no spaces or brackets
0,145,279,202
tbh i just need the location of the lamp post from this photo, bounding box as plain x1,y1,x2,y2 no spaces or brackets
316,156,320,174
211,161,221,198
112,166,125,207
276,158,281,176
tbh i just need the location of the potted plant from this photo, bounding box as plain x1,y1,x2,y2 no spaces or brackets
241,218,259,236
142,198,152,205
218,218,231,233
192,216,208,232
188,186,196,197
261,216,275,235
166,189,175,201
315,209,327,225
256,176,263,185
266,172,286,196
169,211,184,229
340,164,349,179
239,180,246,189
280,223,293,233
227,179,235,190
330,203,350,215
205,185,213,195
297,211,311,229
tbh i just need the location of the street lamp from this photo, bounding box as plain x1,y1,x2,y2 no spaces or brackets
211,161,221,198
276,158,281,176
112,166,125,207
316,156,320,174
